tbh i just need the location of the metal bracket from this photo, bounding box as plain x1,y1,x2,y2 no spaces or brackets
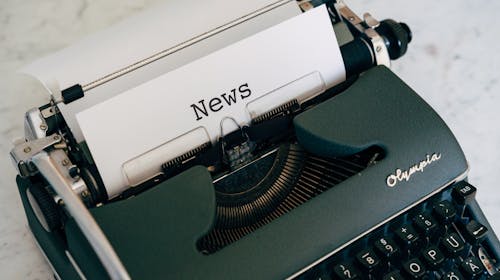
32,151,130,280
24,108,49,141
336,0,364,30
12,128,87,200
10,134,62,177
363,13,391,67
335,1,391,67
297,0,314,11
10,134,129,279
40,105,58,119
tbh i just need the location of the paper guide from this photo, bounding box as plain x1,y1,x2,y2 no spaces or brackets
76,5,346,198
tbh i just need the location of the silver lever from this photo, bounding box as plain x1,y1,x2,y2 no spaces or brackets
26,147,130,280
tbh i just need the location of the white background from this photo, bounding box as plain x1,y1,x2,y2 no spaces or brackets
1,0,499,278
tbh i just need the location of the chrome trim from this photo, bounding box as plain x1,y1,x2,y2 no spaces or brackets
478,246,497,275
335,1,390,67
24,108,48,140
297,1,314,11
287,168,469,279
10,134,61,165
65,250,87,280
359,37,375,65
336,1,363,28
40,105,57,119
32,150,130,280
48,148,88,197
10,134,62,177
364,28,391,67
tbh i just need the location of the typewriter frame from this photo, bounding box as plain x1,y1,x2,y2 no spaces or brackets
9,1,473,279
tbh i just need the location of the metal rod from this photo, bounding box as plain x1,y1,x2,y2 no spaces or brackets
32,151,130,280
82,0,293,92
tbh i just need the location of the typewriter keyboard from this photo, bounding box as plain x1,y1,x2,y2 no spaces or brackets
297,181,500,279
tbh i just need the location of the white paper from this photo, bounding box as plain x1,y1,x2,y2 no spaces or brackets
21,0,301,142
77,5,346,198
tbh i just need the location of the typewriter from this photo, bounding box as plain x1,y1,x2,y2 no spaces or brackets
9,0,500,279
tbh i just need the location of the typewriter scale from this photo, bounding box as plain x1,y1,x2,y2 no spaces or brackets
6,0,500,279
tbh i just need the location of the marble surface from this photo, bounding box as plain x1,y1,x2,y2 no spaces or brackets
0,0,499,278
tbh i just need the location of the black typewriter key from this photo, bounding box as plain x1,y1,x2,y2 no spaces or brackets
452,181,477,205
355,249,380,273
422,246,445,269
332,263,359,280
460,256,484,278
374,237,399,259
394,224,419,249
402,258,426,278
382,270,404,280
433,201,457,223
441,269,465,280
441,232,465,257
413,213,438,235
463,220,488,245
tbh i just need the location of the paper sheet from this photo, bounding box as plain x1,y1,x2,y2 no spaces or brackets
76,5,346,198
21,0,301,142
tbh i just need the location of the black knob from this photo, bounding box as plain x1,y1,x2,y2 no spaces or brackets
375,19,412,60
27,184,62,232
